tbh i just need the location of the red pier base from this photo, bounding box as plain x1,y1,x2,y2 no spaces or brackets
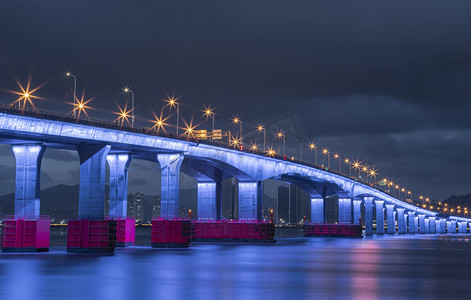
1,216,50,252
303,223,363,238
115,218,135,247
67,219,117,253
151,219,192,248
192,220,276,243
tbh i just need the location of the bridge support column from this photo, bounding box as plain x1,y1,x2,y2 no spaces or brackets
449,220,457,233
2,144,49,252
310,196,324,223
68,144,116,253
440,219,447,233
414,216,419,233
407,212,415,234
396,208,406,234
238,181,263,221
353,199,362,225
157,154,184,219
375,200,384,235
197,181,222,220
107,153,134,247
424,218,430,233
385,204,395,235
458,222,467,233
418,214,426,234
338,197,352,224
428,217,436,233
363,197,374,236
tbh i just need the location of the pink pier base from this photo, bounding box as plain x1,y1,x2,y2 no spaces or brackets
1,216,50,252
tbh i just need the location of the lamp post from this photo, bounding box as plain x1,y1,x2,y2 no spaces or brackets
123,88,135,128
322,148,330,169
334,153,341,172
203,106,215,141
257,124,266,150
66,72,77,116
232,116,242,143
276,131,285,157
308,142,318,165
344,158,351,176
166,96,180,136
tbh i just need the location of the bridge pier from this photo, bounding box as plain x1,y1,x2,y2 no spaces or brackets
197,181,222,220
353,199,362,225
338,197,352,224
363,196,374,236
396,208,406,234
418,214,426,234
238,181,263,221
413,216,419,233
386,204,395,235
424,218,430,233
107,153,134,247
67,144,116,253
407,212,415,234
458,222,467,233
2,144,49,252
375,200,384,235
439,219,447,233
428,217,436,233
310,196,324,223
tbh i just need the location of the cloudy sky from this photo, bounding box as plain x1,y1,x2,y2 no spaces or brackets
0,1,470,200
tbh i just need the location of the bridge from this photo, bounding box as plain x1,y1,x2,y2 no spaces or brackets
0,106,469,252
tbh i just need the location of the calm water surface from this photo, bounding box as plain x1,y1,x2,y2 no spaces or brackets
1,228,471,299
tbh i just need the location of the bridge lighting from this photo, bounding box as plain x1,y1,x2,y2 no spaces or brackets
72,94,93,120
250,142,259,152
232,116,243,143
114,104,132,127
123,87,135,128
164,93,181,136
256,124,266,150
266,147,276,157
276,130,286,156
202,105,215,141
151,112,169,134
10,75,45,110
230,137,241,149
308,142,318,165
333,154,342,173
66,72,77,115
322,148,330,169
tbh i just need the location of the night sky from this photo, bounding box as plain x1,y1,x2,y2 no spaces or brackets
0,1,470,201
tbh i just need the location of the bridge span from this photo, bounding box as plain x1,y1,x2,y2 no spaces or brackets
0,106,469,252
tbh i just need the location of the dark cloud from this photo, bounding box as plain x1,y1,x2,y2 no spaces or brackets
0,1,470,200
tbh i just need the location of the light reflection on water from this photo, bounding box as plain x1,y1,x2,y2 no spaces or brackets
1,228,471,299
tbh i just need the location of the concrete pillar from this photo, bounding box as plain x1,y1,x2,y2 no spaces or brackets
385,204,395,235
428,217,436,233
76,144,111,220
450,221,457,233
338,197,352,223
197,181,222,220
12,144,46,218
238,181,263,220
414,216,419,233
107,154,131,219
375,200,384,235
396,208,406,234
407,212,415,234
311,196,324,223
458,222,467,233
353,199,362,225
440,219,447,233
157,154,184,219
364,196,374,236
424,218,430,233
418,214,426,234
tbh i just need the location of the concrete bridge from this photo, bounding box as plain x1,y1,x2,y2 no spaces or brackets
0,106,469,251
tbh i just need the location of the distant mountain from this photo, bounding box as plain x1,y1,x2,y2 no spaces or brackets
443,193,471,208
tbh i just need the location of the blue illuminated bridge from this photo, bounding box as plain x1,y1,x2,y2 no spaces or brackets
0,105,469,242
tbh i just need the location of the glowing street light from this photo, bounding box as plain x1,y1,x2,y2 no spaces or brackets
250,142,259,152
123,87,135,128
266,147,276,157
352,159,361,176
115,104,132,127
66,72,77,116
151,111,169,133
230,136,241,149
322,147,330,169
308,142,318,165
10,76,44,110
256,123,266,150
202,105,215,141
276,130,285,156
232,116,242,143
334,153,341,173
344,158,351,176
165,93,180,136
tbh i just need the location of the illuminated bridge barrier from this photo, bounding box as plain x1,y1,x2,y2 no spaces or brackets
0,108,470,252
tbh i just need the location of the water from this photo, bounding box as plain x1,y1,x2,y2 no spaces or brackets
1,228,471,299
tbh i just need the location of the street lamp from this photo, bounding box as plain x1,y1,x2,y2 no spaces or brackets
344,158,351,176
256,123,266,150
165,94,180,136
66,72,77,116
308,142,318,165
334,153,341,172
276,130,285,156
322,148,330,169
203,105,215,141
232,116,242,143
123,87,135,128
